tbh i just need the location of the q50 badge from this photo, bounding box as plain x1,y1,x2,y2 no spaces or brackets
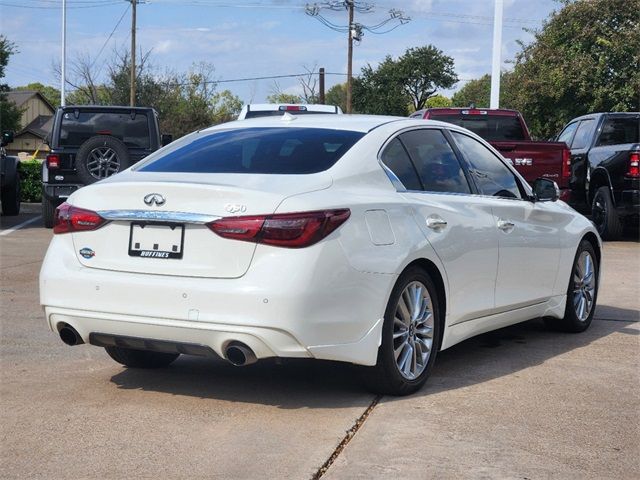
79,247,95,259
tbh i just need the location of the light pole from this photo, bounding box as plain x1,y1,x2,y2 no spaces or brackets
490,0,504,109
61,0,66,106
129,0,137,107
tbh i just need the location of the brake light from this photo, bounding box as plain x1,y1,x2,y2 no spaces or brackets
53,202,106,234
279,105,306,112
628,152,640,178
46,154,60,169
561,148,571,181
208,209,350,248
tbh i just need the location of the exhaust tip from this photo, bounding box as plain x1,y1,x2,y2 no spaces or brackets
225,343,257,366
59,325,83,346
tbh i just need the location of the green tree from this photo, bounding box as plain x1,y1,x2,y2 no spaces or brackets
397,46,458,111
325,82,347,112
0,35,23,132
425,94,452,108
508,0,640,139
353,56,409,116
451,73,516,108
353,45,458,116
211,90,243,124
266,92,302,104
16,82,61,108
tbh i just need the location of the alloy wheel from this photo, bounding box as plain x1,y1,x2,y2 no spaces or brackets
393,281,434,380
87,146,120,179
573,251,596,322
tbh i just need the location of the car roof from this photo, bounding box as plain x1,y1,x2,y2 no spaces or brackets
203,114,431,133
59,105,156,112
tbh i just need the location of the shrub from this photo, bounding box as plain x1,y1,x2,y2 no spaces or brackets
18,159,42,203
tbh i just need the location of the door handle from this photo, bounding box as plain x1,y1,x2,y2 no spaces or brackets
497,219,515,232
426,216,448,230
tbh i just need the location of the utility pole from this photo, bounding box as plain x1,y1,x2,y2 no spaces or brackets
490,0,504,109
346,0,354,113
61,0,66,106
305,2,409,114
129,0,137,107
319,67,325,104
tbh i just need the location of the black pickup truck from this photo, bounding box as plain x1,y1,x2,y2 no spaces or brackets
42,105,171,227
0,130,20,216
556,112,639,239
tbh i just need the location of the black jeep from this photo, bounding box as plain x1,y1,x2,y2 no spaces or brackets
42,105,171,227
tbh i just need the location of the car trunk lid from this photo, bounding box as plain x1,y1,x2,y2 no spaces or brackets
67,172,331,278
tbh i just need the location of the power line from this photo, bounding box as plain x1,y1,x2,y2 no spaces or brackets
0,1,122,9
90,3,131,70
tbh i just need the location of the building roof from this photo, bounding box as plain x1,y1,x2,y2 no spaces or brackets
7,90,55,114
17,115,53,140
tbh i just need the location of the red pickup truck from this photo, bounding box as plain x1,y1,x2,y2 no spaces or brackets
410,108,572,201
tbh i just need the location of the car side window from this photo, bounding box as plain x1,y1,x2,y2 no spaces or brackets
450,131,522,199
596,117,640,146
398,129,471,194
380,138,422,191
557,122,579,145
571,120,594,149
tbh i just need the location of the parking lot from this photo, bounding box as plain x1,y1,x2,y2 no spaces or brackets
1,205,639,479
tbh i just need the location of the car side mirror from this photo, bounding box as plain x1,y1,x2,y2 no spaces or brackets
532,178,560,202
161,134,173,147
1,130,14,147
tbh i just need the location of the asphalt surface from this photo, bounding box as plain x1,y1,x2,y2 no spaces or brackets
1,205,639,479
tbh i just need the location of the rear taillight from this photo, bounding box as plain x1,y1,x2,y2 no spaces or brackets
628,152,640,178
561,148,571,181
207,209,350,248
46,154,60,169
53,202,106,234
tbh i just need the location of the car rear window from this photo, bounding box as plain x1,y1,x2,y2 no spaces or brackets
138,127,364,174
59,111,151,148
429,114,525,141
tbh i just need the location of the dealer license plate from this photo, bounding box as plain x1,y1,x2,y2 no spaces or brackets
128,223,184,259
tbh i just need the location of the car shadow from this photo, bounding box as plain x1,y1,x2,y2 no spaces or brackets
109,306,638,406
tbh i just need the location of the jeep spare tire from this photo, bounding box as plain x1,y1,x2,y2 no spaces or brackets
75,135,131,184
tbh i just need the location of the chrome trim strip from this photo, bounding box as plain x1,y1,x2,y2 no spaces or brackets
97,210,221,224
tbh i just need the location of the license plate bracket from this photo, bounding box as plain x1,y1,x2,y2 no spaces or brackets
128,222,185,259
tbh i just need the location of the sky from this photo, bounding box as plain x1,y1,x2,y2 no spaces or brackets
1,0,560,103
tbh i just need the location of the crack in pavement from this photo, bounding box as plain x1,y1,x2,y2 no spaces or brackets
311,395,382,480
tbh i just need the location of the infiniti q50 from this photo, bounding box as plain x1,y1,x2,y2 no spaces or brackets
39,115,601,395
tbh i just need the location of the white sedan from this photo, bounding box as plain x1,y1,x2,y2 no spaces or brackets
40,115,601,395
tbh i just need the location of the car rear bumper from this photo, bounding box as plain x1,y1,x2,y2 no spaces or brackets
42,183,81,201
617,190,640,217
40,235,393,366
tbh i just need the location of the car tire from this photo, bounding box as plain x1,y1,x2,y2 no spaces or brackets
42,196,57,228
362,267,442,396
544,240,599,333
1,170,21,216
592,186,623,240
75,135,131,185
105,346,179,368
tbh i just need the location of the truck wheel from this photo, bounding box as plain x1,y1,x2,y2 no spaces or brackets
42,197,57,228
592,186,622,240
75,135,131,185
1,170,21,216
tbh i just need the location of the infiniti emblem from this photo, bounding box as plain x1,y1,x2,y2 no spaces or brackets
144,193,166,206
